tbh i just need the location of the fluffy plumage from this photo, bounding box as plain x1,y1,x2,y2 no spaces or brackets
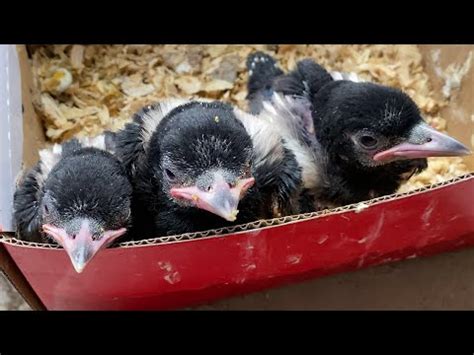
115,98,310,237
13,134,133,272
238,94,322,215
246,52,470,208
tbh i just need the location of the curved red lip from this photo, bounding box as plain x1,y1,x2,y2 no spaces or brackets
42,221,127,273
374,123,471,162
170,173,255,222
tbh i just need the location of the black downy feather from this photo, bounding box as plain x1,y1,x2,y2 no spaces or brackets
246,51,428,208
115,98,309,237
13,135,133,243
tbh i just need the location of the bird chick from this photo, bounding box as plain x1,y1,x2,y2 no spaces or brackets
13,135,133,273
246,52,471,208
115,100,264,237
114,93,316,237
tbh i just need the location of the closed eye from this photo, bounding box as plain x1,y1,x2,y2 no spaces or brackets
165,169,176,181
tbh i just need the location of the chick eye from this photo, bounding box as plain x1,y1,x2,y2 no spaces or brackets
43,201,53,216
358,135,378,149
165,169,176,181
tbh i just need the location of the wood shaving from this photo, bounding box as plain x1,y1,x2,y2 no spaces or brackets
29,45,471,194
431,49,473,99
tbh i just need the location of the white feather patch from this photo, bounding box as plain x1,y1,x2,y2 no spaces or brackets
330,71,363,83
37,143,63,186
234,107,284,169
77,135,107,151
256,93,321,190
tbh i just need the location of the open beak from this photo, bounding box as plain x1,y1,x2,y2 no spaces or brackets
374,123,471,162
43,220,126,273
170,172,255,222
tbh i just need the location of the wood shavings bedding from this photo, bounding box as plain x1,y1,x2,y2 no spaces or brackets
28,45,470,194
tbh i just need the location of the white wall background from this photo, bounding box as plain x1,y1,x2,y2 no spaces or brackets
0,45,24,232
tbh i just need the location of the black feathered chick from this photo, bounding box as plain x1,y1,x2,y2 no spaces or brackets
13,135,133,273
246,52,471,208
115,98,307,237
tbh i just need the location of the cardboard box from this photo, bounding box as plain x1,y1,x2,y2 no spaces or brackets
0,45,473,310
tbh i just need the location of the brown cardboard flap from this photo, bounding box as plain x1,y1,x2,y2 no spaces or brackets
16,45,46,169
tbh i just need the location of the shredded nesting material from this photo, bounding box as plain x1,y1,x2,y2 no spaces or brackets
29,45,470,194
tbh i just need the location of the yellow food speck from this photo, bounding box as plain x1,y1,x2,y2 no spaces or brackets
229,209,239,220
214,116,219,123
52,70,65,80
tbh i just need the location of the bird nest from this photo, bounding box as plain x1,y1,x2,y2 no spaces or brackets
28,45,470,193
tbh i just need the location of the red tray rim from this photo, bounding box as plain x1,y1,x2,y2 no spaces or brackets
1,173,473,250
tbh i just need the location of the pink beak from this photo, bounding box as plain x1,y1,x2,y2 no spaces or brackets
170,172,255,222
374,123,471,162
43,219,126,273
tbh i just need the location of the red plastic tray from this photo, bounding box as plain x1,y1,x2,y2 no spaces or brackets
2,175,473,310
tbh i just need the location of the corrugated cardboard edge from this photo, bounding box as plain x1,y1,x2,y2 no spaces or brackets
1,173,472,250
1,45,473,250
0,45,472,310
